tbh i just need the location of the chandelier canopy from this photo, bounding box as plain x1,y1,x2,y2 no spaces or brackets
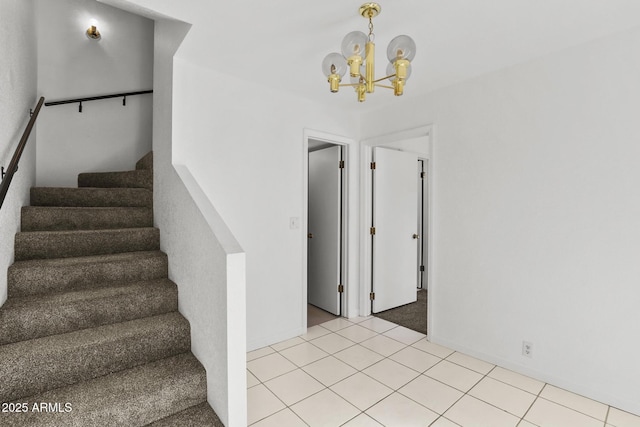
322,3,416,102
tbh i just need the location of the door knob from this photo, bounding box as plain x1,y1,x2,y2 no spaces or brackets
412,234,420,239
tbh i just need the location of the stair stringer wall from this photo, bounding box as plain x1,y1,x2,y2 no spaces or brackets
147,16,247,427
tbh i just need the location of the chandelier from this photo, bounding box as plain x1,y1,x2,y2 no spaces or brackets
321,2,416,102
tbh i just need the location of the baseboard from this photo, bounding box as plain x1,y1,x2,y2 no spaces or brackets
430,335,640,417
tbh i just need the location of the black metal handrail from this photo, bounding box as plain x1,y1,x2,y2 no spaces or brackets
0,97,45,211
45,89,153,112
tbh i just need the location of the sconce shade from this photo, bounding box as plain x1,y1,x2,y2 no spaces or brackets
86,19,101,40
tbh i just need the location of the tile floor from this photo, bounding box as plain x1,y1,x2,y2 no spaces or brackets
247,316,640,427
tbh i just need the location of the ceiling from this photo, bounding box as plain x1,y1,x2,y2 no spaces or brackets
112,0,640,112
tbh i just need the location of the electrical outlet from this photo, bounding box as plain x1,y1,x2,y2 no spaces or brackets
522,341,533,358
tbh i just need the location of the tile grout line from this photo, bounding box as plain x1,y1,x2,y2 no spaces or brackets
516,381,546,427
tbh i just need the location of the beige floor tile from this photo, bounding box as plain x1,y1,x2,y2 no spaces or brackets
525,397,603,427
446,351,495,374
518,421,538,427
362,358,421,390
347,316,372,324
291,389,360,426
383,325,426,345
608,407,640,427
444,395,519,427
319,317,355,332
310,332,355,354
247,370,260,388
430,417,461,426
334,344,385,370
279,341,329,367
300,325,331,341
469,376,537,417
425,360,484,392
247,352,297,382
270,336,306,352
390,346,441,373
360,334,408,357
342,413,384,426
247,346,275,361
411,339,455,358
398,374,464,414
358,317,398,333
366,392,439,426
302,355,358,387
336,324,380,343
264,369,325,406
247,384,286,425
540,384,608,421
331,372,393,410
488,366,544,395
250,408,307,427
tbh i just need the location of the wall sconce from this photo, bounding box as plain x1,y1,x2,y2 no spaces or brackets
86,19,101,40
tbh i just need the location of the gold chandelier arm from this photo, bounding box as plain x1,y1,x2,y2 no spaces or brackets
339,83,361,88
372,74,396,84
374,84,395,90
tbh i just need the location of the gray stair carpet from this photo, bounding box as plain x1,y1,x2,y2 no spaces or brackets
0,152,222,426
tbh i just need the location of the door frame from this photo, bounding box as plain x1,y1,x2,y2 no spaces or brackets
302,129,357,329
360,125,434,336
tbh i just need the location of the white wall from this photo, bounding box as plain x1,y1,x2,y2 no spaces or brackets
171,59,358,350
0,0,37,305
35,0,153,187
363,26,640,415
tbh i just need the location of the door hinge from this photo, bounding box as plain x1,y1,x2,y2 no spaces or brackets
338,284,344,293
369,292,375,300
420,265,425,272
339,160,345,169
370,227,376,235
370,161,376,170
420,171,425,179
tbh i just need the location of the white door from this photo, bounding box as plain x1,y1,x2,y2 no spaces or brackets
372,147,419,313
308,146,342,315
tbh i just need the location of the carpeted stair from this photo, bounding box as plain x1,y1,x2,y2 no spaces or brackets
0,153,224,426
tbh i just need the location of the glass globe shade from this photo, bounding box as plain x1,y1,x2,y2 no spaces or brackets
341,31,368,58
386,35,416,62
322,53,347,77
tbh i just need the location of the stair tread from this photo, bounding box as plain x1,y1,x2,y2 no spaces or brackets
78,170,152,190
1,353,206,427
136,152,153,171
8,250,169,297
21,206,153,231
0,312,190,402
31,187,152,207
0,279,177,345
146,402,224,427
14,227,160,261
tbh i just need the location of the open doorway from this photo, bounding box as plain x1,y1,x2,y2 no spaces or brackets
372,155,428,334
307,140,346,327
361,126,432,336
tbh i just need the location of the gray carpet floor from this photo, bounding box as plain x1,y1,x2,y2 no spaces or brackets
373,289,427,335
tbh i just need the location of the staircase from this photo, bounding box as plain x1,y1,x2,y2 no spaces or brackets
0,153,224,426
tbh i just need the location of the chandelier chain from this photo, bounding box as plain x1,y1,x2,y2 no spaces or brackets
368,16,375,42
